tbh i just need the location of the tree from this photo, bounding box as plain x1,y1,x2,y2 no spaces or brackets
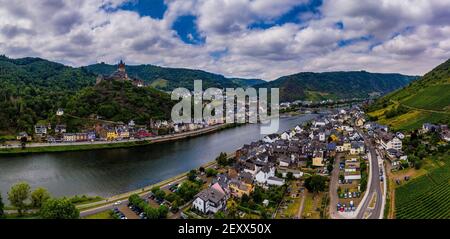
40,198,79,219
216,152,229,166
0,192,4,218
206,168,218,177
286,172,294,181
8,182,31,216
154,189,166,201
187,170,197,181
158,205,169,219
144,207,160,219
304,175,327,194
31,187,51,209
327,164,334,174
214,211,226,219
226,199,238,218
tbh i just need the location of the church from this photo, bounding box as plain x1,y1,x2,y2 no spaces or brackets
96,60,145,87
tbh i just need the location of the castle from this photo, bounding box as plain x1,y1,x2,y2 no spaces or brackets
96,60,144,87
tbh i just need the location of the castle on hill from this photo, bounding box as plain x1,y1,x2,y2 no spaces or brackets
96,60,144,87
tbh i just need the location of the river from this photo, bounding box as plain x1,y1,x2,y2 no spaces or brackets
0,114,318,199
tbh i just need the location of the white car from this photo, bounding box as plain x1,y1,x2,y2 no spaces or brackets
114,201,122,206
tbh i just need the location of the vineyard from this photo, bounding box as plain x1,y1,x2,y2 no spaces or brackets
395,160,450,219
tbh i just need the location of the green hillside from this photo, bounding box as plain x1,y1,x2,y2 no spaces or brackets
66,80,173,125
0,56,173,135
84,63,265,91
368,59,450,131
255,71,416,102
0,55,96,134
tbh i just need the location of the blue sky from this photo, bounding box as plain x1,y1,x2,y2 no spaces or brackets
0,0,449,80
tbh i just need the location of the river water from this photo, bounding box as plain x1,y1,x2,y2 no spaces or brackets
0,114,317,199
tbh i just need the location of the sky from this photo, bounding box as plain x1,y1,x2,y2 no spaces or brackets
0,0,449,80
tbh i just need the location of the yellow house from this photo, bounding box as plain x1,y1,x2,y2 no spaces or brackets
229,180,253,198
118,130,130,139
355,117,365,127
312,151,325,167
107,131,118,141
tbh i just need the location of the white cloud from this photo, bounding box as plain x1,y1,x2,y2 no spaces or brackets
0,0,449,80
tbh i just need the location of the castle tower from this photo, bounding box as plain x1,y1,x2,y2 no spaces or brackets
118,60,126,72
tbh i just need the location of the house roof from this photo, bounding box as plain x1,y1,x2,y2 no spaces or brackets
195,186,226,204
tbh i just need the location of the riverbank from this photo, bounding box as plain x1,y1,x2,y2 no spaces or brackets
78,158,223,215
0,123,241,155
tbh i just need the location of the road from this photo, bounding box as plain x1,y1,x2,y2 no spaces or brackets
329,152,344,219
80,171,189,217
0,123,229,149
356,128,384,219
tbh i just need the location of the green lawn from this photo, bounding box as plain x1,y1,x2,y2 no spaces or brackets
83,210,114,219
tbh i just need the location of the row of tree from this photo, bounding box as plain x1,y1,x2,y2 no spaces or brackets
128,194,168,219
1,182,79,219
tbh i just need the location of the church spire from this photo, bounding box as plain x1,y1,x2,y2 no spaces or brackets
118,60,126,72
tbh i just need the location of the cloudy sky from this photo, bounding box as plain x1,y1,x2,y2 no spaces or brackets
0,0,449,80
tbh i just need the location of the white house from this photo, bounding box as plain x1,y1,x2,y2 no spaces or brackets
192,184,227,214
279,157,291,167
280,132,291,141
263,134,279,143
267,177,285,186
396,132,405,140
381,135,402,151
255,166,276,185
318,132,326,142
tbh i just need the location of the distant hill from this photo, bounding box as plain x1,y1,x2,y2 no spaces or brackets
0,56,173,134
84,63,265,91
368,59,450,131
254,71,417,102
66,80,173,125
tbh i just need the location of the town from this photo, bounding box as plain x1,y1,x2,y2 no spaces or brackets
99,104,449,220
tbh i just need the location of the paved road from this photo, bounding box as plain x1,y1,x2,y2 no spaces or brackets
356,129,383,219
329,152,344,219
1,124,228,149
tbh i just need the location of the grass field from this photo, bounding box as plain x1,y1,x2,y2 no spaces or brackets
402,84,450,111
378,110,449,131
83,210,114,219
395,158,450,219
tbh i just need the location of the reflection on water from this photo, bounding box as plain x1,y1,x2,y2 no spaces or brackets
0,114,317,198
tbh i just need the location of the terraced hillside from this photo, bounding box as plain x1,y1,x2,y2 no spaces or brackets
395,159,450,219
368,59,450,131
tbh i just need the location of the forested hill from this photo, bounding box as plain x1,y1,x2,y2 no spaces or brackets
83,63,265,91
0,56,97,134
66,80,173,125
367,59,450,131
0,56,172,134
254,71,417,102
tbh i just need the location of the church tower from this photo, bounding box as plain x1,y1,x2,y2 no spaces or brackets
118,60,126,72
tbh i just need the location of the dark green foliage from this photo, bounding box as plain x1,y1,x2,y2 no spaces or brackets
66,80,173,125
0,56,96,133
255,71,416,102
40,198,80,219
304,175,328,193
369,58,450,129
175,181,201,202
205,168,218,177
0,56,175,134
84,63,264,91
128,194,168,219
7,181,31,216
187,170,198,181
216,152,231,166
